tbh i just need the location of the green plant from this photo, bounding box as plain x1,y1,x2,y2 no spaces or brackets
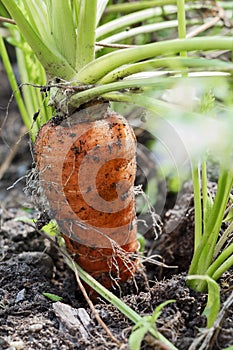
42,292,63,302
188,160,233,289
129,300,176,350
187,90,233,292
187,275,220,328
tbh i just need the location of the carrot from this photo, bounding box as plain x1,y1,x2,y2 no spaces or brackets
34,102,139,290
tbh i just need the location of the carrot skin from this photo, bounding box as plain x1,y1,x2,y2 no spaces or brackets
34,104,138,289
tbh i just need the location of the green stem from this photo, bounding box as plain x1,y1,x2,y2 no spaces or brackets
192,164,203,251
48,1,76,69
69,76,175,109
218,1,233,9
201,161,208,232
96,0,108,25
205,168,233,238
96,17,203,52
214,220,233,258
76,37,233,83
211,252,233,281
105,0,197,13
15,47,39,133
177,0,187,57
100,57,233,83
96,7,164,39
10,26,52,135
188,165,233,290
206,243,233,280
0,35,30,130
97,1,211,39
2,0,76,79
96,20,186,49
0,2,10,17
76,0,97,71
104,91,173,116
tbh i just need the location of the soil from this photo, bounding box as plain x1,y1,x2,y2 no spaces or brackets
0,62,233,350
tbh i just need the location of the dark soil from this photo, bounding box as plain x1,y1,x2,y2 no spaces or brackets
0,63,233,350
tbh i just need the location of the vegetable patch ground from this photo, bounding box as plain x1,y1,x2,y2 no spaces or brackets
1,187,233,350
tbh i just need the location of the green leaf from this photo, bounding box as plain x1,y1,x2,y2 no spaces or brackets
43,293,63,302
187,275,220,328
137,233,145,252
41,220,60,237
151,300,176,323
203,279,220,328
129,300,175,350
129,326,149,350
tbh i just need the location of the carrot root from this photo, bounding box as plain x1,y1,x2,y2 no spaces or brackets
34,103,139,290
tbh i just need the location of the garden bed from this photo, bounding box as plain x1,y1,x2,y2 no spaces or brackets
0,184,233,350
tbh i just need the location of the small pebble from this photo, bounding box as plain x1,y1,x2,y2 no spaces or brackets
76,308,91,328
8,340,24,350
53,302,90,339
0,337,9,347
29,323,43,332
15,289,26,303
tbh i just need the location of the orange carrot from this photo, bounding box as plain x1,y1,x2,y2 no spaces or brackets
34,102,138,290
